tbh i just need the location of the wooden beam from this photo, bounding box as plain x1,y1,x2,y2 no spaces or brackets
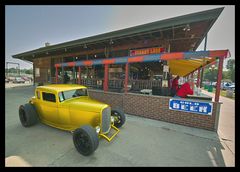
55,67,58,84
78,67,81,84
125,63,129,93
215,56,224,102
32,39,162,60
103,64,109,92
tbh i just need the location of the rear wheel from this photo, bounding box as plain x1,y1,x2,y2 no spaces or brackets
111,109,126,128
19,103,38,127
73,125,99,156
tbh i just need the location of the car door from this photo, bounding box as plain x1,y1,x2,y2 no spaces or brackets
39,91,59,125
57,91,71,128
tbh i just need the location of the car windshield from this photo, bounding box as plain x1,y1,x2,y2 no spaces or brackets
59,88,88,102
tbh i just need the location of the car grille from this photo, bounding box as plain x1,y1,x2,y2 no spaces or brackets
101,107,111,133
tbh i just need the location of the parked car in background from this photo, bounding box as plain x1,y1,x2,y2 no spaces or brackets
13,77,25,83
221,82,232,90
21,76,30,81
5,77,9,83
225,84,235,92
8,77,15,82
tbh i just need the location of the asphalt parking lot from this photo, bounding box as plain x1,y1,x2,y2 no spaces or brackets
5,86,234,167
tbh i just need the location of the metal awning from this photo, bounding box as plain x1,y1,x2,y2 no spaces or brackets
55,49,229,77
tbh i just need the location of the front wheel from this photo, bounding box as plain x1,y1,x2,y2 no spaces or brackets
111,109,126,128
73,125,99,156
19,103,38,127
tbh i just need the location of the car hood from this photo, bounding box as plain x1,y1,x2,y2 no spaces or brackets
62,97,109,112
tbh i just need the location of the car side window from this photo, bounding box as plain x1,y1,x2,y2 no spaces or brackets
42,92,56,102
36,91,40,99
58,92,65,102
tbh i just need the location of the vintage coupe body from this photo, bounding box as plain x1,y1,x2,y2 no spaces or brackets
19,84,126,156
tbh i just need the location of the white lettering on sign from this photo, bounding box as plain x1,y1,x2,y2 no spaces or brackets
169,99,213,116
199,106,208,113
130,47,165,56
173,103,179,109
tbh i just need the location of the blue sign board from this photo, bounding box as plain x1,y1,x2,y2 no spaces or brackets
169,99,213,115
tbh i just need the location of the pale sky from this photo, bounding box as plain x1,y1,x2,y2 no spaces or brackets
5,5,235,69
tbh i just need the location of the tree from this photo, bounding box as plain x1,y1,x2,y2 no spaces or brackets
222,71,230,80
226,59,235,82
230,67,235,82
204,67,218,82
226,59,235,70
25,69,33,74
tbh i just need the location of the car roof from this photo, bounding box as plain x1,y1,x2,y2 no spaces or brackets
37,84,87,93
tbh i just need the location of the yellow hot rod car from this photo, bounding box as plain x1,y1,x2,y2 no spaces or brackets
19,84,125,156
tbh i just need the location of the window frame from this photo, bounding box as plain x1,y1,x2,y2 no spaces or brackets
42,92,56,103
36,90,41,99
58,88,88,102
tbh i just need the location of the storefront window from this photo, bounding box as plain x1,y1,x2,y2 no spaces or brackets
35,68,40,77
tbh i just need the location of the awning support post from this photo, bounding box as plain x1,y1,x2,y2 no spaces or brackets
73,66,76,84
78,67,81,85
215,56,224,102
104,64,109,92
62,66,64,84
55,67,58,84
190,72,194,90
125,63,129,93
197,68,201,87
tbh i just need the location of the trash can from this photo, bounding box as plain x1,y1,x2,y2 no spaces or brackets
204,85,208,90
208,85,213,92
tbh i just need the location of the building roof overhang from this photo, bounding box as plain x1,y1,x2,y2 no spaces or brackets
12,7,224,62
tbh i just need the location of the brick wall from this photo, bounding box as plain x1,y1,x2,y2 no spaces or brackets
89,89,219,131
88,90,123,109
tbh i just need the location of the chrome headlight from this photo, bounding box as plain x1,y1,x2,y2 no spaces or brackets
111,116,115,123
95,126,101,134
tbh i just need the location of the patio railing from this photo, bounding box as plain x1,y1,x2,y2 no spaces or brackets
51,77,162,92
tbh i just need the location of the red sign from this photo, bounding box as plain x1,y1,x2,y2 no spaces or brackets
130,47,165,56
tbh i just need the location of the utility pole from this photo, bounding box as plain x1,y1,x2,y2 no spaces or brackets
200,34,207,88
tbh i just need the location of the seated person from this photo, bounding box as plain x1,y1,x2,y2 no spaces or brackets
73,89,87,97
174,78,193,98
171,75,180,96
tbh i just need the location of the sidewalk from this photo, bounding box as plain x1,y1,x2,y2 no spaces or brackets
5,82,34,89
201,89,235,156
